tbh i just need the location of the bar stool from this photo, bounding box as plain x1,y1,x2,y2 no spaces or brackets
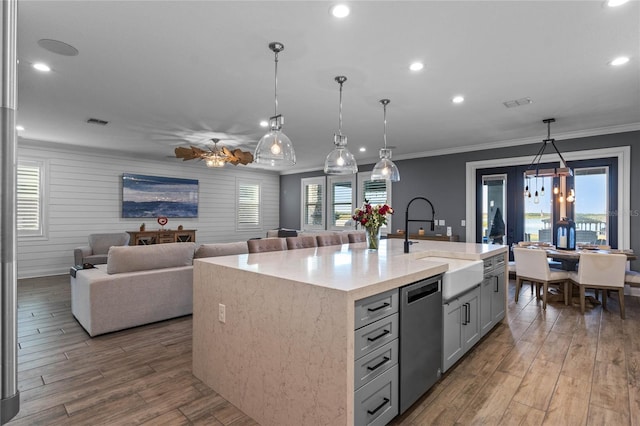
316,234,343,247
286,236,317,250
247,238,288,253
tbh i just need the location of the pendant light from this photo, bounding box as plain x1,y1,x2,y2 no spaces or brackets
324,76,357,174
254,42,296,166
371,99,400,182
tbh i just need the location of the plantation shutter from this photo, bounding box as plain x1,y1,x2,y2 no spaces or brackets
362,179,387,206
17,163,42,234
237,182,261,228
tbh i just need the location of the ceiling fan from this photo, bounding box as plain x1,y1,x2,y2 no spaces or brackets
174,138,254,167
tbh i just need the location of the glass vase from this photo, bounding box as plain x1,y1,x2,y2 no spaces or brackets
366,226,381,250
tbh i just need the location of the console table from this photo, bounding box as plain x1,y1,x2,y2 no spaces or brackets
386,233,459,242
127,229,196,245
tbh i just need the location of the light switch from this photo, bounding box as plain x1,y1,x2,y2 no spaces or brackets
439,219,446,226
461,219,466,227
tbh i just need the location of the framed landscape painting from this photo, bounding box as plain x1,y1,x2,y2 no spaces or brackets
122,173,198,218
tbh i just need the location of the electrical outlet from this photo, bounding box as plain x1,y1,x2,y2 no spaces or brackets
218,303,226,323
461,219,466,227
447,226,452,236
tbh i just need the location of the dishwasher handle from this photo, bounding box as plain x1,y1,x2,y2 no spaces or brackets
406,280,440,304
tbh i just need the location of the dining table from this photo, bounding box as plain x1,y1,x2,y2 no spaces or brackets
545,247,637,271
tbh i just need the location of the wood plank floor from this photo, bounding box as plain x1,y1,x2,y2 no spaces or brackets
7,274,639,425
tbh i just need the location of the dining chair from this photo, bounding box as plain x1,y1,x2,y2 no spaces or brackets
316,234,344,247
568,252,627,319
247,238,288,254
286,236,317,250
347,232,366,243
513,247,569,309
626,270,640,287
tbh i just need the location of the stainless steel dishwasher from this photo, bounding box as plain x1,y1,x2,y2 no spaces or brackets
399,274,443,414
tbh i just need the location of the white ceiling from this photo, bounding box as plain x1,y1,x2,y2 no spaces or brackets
16,1,640,173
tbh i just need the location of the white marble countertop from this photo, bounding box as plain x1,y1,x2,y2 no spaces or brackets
196,239,506,300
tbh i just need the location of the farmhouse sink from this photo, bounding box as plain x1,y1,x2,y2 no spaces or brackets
420,257,484,301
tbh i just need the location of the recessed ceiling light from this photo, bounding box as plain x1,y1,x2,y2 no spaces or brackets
452,96,465,104
609,56,630,66
330,4,350,18
259,120,269,128
359,147,366,152
33,62,51,72
16,125,25,131
607,0,629,7
409,62,424,71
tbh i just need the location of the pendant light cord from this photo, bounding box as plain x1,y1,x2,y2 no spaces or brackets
338,80,343,135
383,102,388,149
274,51,279,117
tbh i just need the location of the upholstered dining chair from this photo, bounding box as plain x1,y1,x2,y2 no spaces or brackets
286,236,317,250
347,232,366,243
247,238,288,254
315,234,343,247
626,270,640,288
569,252,627,318
513,247,569,309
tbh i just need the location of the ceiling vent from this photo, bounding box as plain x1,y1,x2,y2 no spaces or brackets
86,118,109,126
503,97,533,108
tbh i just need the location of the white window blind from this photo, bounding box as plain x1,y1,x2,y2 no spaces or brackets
331,180,354,228
362,180,388,206
357,172,392,233
301,177,325,230
304,183,323,226
17,161,44,236
237,181,261,229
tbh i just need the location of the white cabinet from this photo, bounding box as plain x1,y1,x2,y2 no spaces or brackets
442,285,480,373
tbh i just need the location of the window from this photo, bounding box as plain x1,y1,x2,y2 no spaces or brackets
17,160,45,237
327,175,355,230
523,175,553,243
573,166,609,245
301,177,325,230
236,180,261,230
357,172,393,233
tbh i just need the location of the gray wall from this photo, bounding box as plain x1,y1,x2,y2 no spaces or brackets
280,131,639,268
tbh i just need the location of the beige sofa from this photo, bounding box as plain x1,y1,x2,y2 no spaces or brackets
71,241,249,336
71,243,196,336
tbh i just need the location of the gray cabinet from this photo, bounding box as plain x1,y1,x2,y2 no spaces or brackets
354,289,399,426
480,254,506,337
442,285,480,372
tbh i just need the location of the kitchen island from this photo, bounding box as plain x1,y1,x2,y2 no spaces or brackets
192,238,506,426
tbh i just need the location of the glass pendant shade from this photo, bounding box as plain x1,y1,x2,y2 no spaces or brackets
324,76,357,175
254,42,296,167
371,148,400,182
255,115,295,166
324,134,357,174
370,99,400,182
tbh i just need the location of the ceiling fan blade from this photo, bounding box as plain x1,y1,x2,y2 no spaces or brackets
175,146,207,161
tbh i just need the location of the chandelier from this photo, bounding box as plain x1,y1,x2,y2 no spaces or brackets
524,118,571,178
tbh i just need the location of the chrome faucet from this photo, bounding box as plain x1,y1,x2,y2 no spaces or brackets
404,196,436,253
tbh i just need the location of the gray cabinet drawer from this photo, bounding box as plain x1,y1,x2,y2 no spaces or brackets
355,289,399,329
354,364,399,426
355,313,399,359
355,339,398,390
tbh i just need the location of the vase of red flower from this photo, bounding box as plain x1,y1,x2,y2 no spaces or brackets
352,200,393,250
